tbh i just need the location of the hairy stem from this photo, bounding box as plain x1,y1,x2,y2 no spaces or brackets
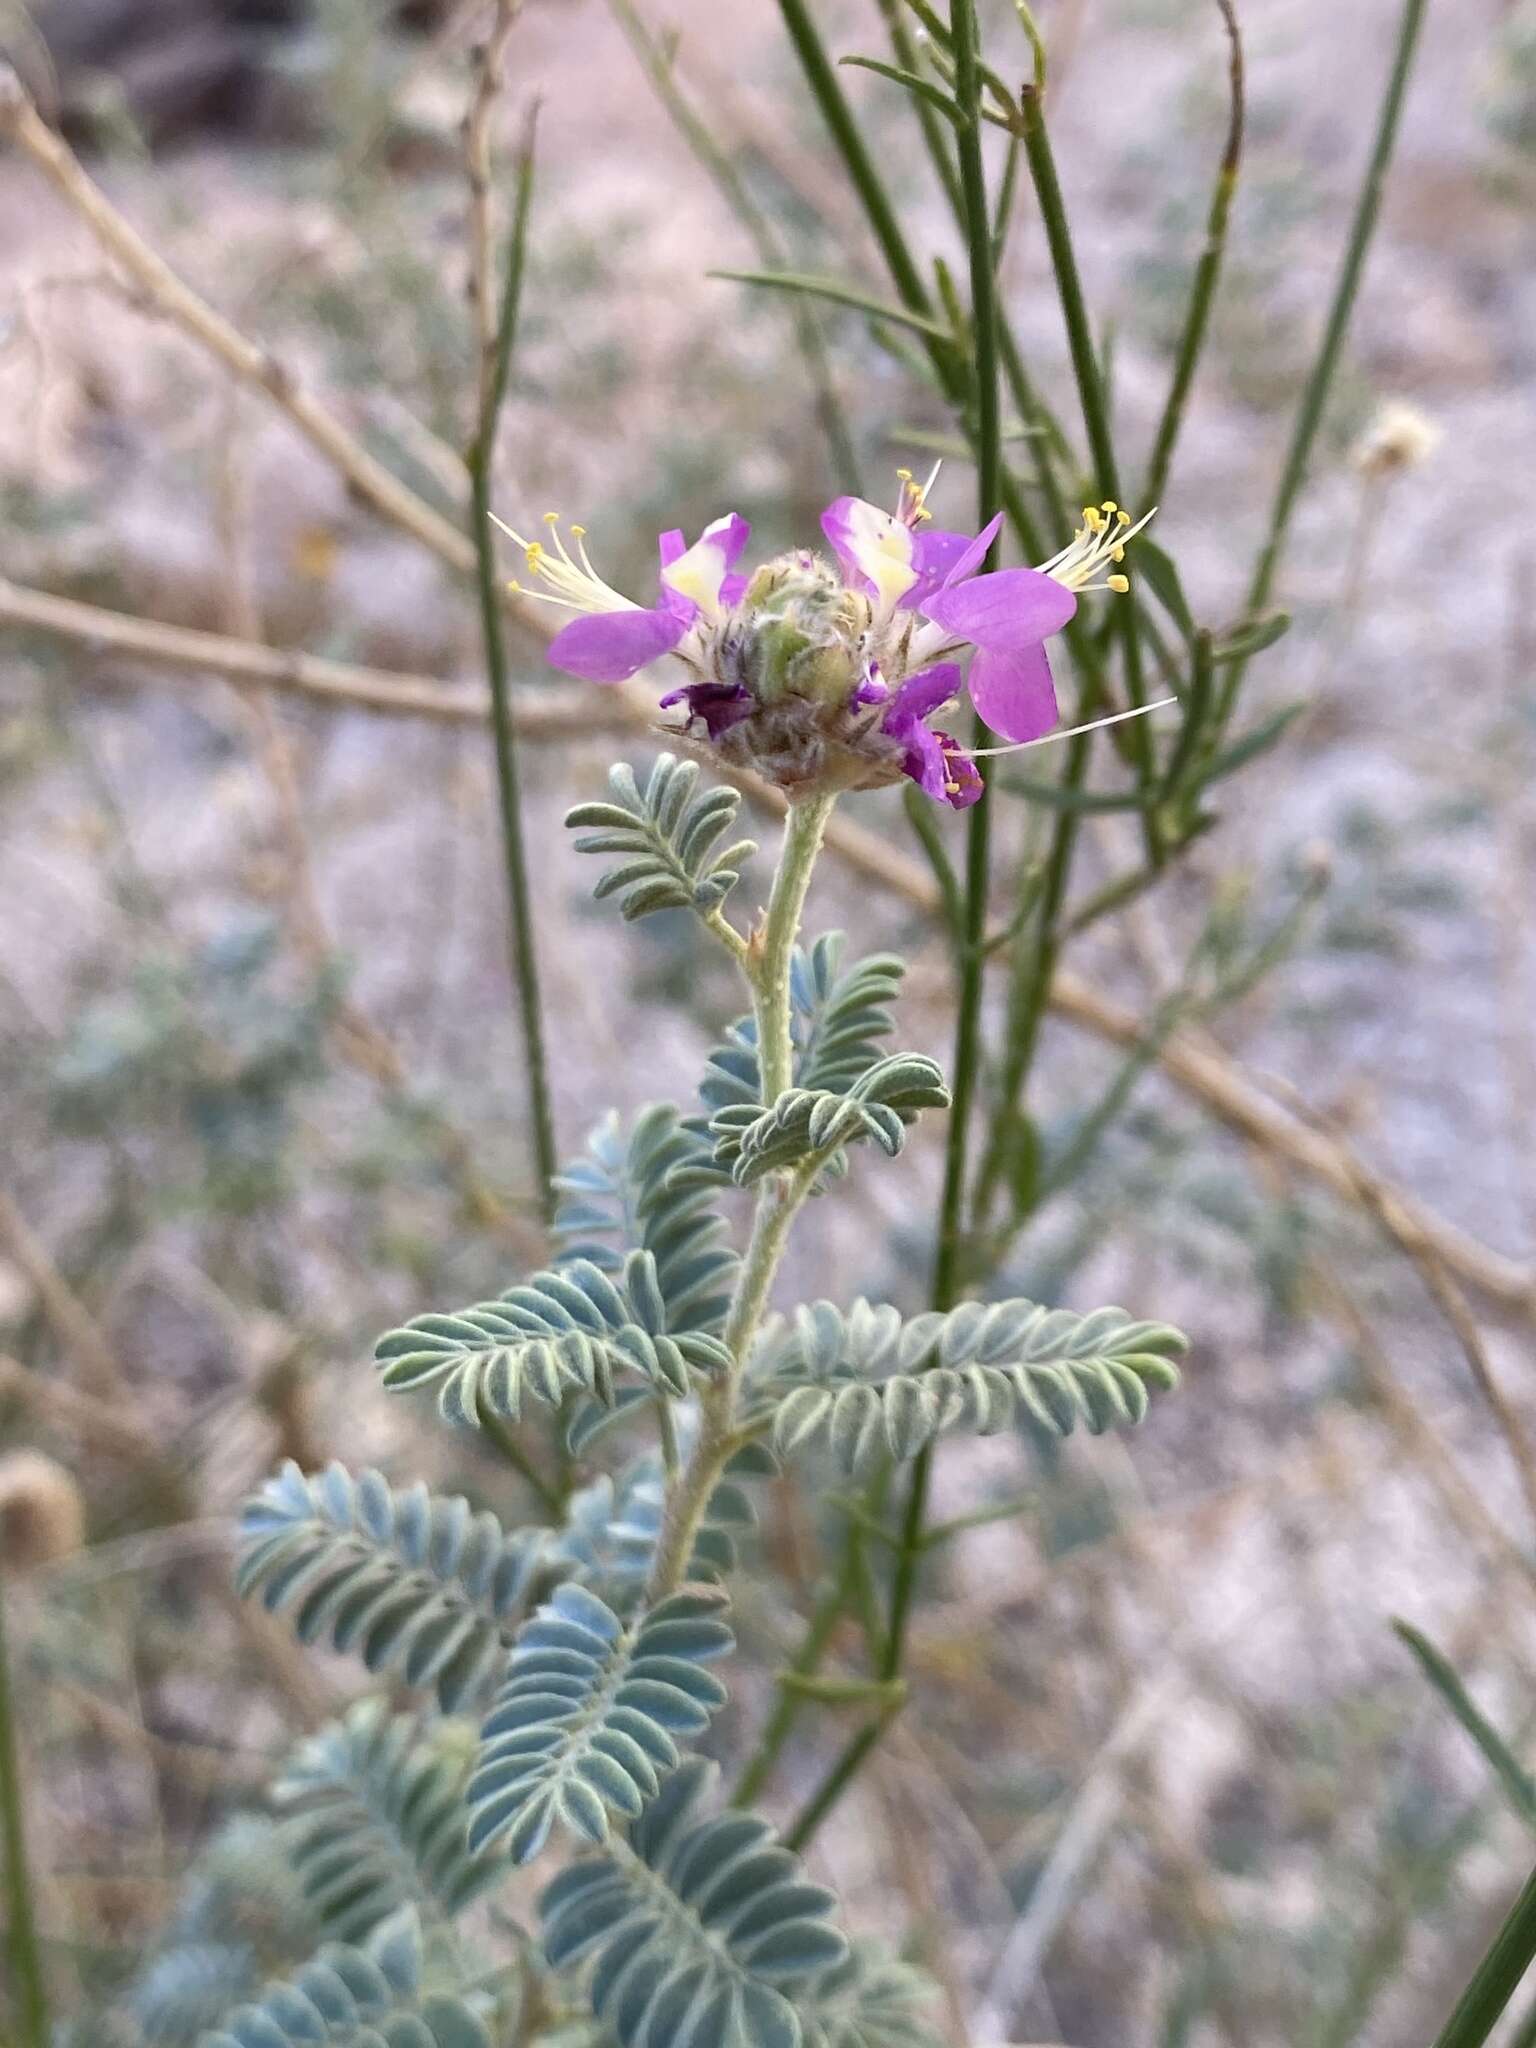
753,794,837,1103
646,796,835,1600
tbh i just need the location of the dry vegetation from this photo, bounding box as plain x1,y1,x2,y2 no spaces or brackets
2,0,1536,2041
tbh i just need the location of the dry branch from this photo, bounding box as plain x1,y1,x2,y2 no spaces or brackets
0,576,630,734
2,62,1530,1334
0,63,544,632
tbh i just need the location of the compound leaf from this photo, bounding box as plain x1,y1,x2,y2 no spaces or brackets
468,1583,734,1862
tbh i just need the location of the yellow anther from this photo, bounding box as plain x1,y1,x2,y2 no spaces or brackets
1107,573,1129,593
1102,500,1118,515
1084,506,1104,532
1111,546,1126,562
896,467,913,483
525,542,544,568
507,578,523,593
570,523,587,538
1115,508,1130,525
543,511,560,525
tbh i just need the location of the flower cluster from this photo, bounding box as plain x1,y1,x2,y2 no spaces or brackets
502,473,1149,808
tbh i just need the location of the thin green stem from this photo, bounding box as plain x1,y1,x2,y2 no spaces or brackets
608,0,861,487
878,0,1069,543
0,1584,47,2048
1018,89,1115,496
1221,0,1428,724
468,121,558,1223
776,0,933,316
929,0,1001,1315
883,0,1000,1714
1429,1863,1536,2048
475,1396,563,1515
877,0,963,216
1142,0,1244,512
1018,86,1159,857
785,1716,891,1852
732,1558,859,1808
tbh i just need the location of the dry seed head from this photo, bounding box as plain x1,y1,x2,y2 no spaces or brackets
0,1448,85,1572
1351,400,1441,478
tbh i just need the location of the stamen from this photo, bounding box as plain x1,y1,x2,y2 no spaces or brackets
491,507,639,615
968,696,1177,758
896,458,944,528
1036,503,1156,593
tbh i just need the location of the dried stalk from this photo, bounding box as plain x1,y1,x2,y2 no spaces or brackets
2,58,1526,1345
0,64,542,632
0,575,628,733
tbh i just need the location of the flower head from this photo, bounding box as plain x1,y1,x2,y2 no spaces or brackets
512,475,1156,807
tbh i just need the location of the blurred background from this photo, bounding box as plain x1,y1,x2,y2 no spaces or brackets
2,0,1535,2040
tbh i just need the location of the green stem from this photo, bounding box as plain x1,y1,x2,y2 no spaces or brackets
1141,0,1244,512
732,1558,859,1808
883,0,1000,1724
1018,88,1115,496
468,124,558,1223
645,796,834,1601
1429,1863,1536,2048
475,1397,563,1516
775,0,933,316
607,0,860,489
1018,85,1159,857
754,795,835,1103
0,1584,47,2048
1221,0,1428,725
785,1715,891,1852
929,0,1001,1316
1507,1984,1536,2048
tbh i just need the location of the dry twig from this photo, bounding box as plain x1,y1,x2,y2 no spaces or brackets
2,62,1531,1335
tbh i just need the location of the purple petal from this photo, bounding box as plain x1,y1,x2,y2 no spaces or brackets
968,640,1059,744
920,565,1077,650
882,661,963,729
903,526,978,607
548,607,688,683
711,513,751,572
660,680,754,739
895,719,951,802
896,723,984,808
937,511,1005,591
660,513,751,620
719,572,749,608
820,495,919,611
819,495,868,585
935,732,984,807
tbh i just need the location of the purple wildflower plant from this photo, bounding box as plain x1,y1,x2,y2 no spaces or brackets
502,471,1152,809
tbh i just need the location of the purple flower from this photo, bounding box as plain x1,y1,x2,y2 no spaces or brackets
876,663,982,811
504,477,1150,810
503,512,750,684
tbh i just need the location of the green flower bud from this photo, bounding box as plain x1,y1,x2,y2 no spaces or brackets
735,556,869,709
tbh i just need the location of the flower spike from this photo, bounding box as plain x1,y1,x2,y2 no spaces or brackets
512,470,1155,804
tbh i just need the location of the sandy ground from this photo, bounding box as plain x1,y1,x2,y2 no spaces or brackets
3,0,1536,2039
